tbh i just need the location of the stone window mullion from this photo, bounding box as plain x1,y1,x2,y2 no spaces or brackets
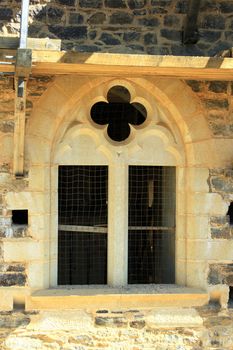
108,162,128,287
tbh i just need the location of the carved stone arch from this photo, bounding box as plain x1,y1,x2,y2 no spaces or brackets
26,75,214,168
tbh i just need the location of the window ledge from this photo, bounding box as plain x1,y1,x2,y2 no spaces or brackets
26,285,209,311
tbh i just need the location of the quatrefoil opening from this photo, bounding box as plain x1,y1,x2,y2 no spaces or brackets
90,86,147,142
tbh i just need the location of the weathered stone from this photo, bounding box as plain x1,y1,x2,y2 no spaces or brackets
199,30,222,43
211,177,233,193
133,8,146,15
186,80,202,92
47,7,64,23
105,0,126,8
204,99,229,109
126,44,144,52
211,227,231,239
129,320,145,329
151,0,172,5
147,46,170,55
123,31,140,42
128,0,146,9
210,216,229,226
96,309,108,313
69,13,84,25
0,121,14,133
161,29,182,41
0,8,13,20
99,32,121,45
79,0,103,8
0,264,23,273
138,17,160,27
49,26,87,40
208,41,231,56
77,45,101,52
208,264,233,286
0,273,26,286
201,15,225,30
175,0,188,14
57,0,75,6
164,14,180,27
220,2,233,13
88,12,106,24
208,81,228,94
88,30,97,40
144,32,157,45
95,316,127,327
110,12,133,25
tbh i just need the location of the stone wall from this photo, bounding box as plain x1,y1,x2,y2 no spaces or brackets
0,305,233,349
208,168,233,239
186,81,233,138
1,0,233,55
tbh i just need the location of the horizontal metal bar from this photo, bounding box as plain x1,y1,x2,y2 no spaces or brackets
58,225,107,233
58,224,175,234
129,226,175,231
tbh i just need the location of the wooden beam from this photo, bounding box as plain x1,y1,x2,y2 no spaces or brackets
183,0,201,44
13,77,27,176
2,50,233,80
29,62,233,80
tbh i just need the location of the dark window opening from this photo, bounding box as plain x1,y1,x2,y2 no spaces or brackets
128,166,176,284
227,202,233,225
12,210,28,225
58,166,108,285
91,85,147,142
228,286,233,308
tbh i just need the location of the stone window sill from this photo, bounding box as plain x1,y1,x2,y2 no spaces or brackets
26,285,208,311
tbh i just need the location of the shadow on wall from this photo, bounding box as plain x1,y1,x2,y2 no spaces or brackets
0,0,233,56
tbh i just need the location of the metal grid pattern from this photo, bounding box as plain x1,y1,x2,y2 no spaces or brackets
128,166,176,284
58,166,108,285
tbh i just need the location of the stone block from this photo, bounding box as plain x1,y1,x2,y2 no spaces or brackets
80,0,103,7
199,30,222,43
144,33,157,45
186,80,202,93
201,15,225,30
208,81,228,93
105,0,126,8
100,33,121,45
0,8,13,20
47,7,65,24
128,0,146,9
146,308,203,328
138,17,160,27
49,26,87,40
151,0,172,5
220,2,233,13
110,12,133,25
175,0,188,14
69,13,84,25
3,239,46,262
88,12,106,24
208,264,233,286
0,273,26,287
123,31,140,42
164,14,180,27
27,310,93,330
210,176,233,194
204,98,229,109
0,290,13,311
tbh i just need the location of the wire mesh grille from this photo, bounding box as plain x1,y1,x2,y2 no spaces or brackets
128,166,176,284
58,166,108,285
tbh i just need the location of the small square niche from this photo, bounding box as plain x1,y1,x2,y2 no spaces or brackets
12,210,28,225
